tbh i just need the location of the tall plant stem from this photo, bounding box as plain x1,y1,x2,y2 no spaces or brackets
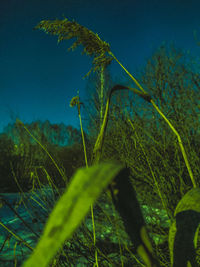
108,52,196,188
151,100,196,188
109,51,146,93
76,99,99,267
100,65,105,128
77,101,88,168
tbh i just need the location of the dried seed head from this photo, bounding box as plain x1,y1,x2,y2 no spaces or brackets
69,96,79,107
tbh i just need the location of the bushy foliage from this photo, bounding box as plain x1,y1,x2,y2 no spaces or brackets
102,69,199,213
0,134,16,191
53,143,86,180
3,120,82,147
0,120,86,192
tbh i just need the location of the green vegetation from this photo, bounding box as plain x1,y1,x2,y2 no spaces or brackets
0,18,200,266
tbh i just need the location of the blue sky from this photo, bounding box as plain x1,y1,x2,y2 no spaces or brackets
0,0,200,133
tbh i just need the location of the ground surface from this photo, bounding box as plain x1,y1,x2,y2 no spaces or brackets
0,186,170,266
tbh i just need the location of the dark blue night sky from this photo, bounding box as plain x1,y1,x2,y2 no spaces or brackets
1,0,200,133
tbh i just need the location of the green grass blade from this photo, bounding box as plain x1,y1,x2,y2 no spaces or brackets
23,162,124,267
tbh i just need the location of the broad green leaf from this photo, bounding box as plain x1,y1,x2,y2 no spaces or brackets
23,162,124,267
168,188,200,266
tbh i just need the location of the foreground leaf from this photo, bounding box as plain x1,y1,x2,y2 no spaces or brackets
23,162,124,267
169,187,200,266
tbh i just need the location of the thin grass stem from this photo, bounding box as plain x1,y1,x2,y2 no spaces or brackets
107,53,196,188
71,94,99,267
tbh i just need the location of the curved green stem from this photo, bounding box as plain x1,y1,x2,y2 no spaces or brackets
108,53,196,188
